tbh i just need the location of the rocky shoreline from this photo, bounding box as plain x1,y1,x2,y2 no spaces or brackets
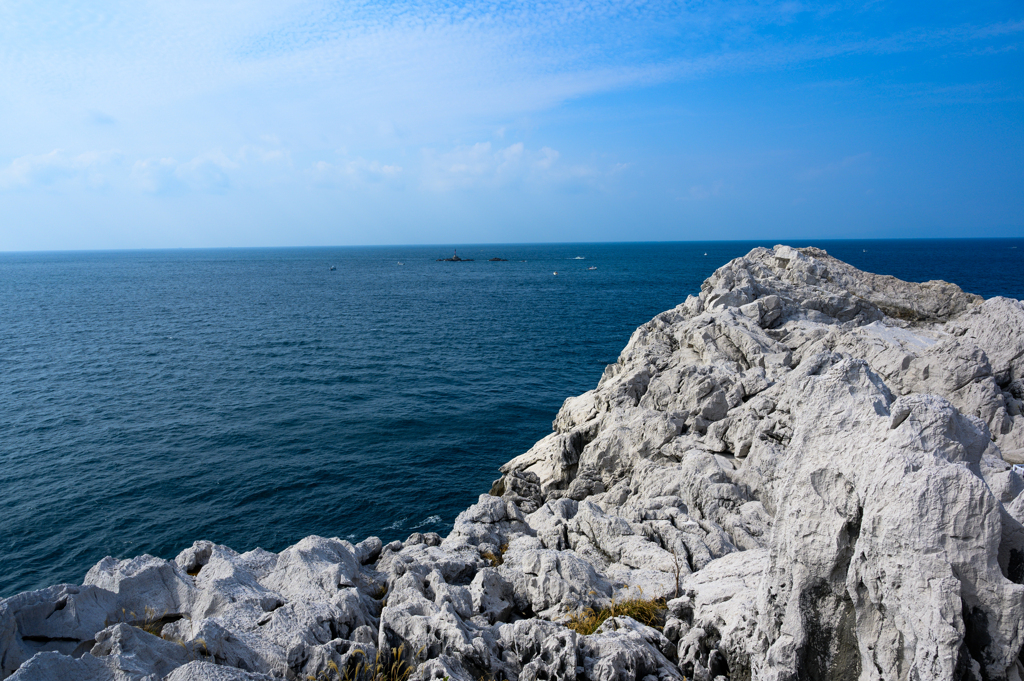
3,245,1024,681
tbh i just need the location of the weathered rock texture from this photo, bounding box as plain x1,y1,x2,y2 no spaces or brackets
4,245,1024,680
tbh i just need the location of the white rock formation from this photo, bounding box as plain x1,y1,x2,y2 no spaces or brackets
3,245,1023,680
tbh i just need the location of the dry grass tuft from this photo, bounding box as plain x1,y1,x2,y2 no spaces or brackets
480,542,509,568
565,595,666,636
308,645,425,681
107,606,179,638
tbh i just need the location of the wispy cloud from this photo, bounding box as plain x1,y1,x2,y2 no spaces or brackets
1,146,289,194
4,1,1020,131
798,152,872,182
1,140,610,195
309,157,403,187
131,151,238,194
0,149,122,190
130,158,179,194
420,141,623,191
677,181,726,201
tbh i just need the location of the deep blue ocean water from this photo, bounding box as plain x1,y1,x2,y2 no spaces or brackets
1,239,1022,598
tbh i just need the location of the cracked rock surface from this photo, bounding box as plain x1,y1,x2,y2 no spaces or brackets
4,245,1024,680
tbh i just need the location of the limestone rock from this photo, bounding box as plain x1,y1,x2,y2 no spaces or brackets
469,568,515,625
579,616,684,681
165,661,274,681
751,362,1024,681
673,548,767,680
498,537,614,619
378,567,493,676
496,618,581,681
1,536,385,680
0,584,118,677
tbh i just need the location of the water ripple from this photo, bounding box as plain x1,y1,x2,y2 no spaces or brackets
0,239,1020,596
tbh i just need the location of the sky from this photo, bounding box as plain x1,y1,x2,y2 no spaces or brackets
0,1,1022,250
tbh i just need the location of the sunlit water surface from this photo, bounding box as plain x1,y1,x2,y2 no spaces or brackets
2,239,1021,596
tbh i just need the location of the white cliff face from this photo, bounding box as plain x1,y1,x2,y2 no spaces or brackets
3,245,1023,681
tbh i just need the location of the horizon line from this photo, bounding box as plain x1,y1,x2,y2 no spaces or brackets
2,235,1023,256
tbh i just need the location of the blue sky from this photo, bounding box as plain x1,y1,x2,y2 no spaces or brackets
1,1,1021,250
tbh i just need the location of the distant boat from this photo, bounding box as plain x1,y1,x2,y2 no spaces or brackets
574,256,585,260
588,266,597,270
329,265,336,271
553,271,558,275
703,253,707,256
397,262,404,265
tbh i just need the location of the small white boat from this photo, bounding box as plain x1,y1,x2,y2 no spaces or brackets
329,265,336,271
588,266,597,270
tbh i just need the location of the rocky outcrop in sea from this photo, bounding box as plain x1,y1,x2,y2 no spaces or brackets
3,245,1024,681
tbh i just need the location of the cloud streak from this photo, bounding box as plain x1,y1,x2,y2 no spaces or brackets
3,1,1020,129
0,145,291,194
0,149,121,190
0,141,611,195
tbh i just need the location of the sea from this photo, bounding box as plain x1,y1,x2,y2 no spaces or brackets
1,239,1022,598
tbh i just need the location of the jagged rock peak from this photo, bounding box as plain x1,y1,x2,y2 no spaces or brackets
696,244,981,324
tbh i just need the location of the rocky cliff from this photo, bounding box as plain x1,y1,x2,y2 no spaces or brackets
3,245,1024,681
